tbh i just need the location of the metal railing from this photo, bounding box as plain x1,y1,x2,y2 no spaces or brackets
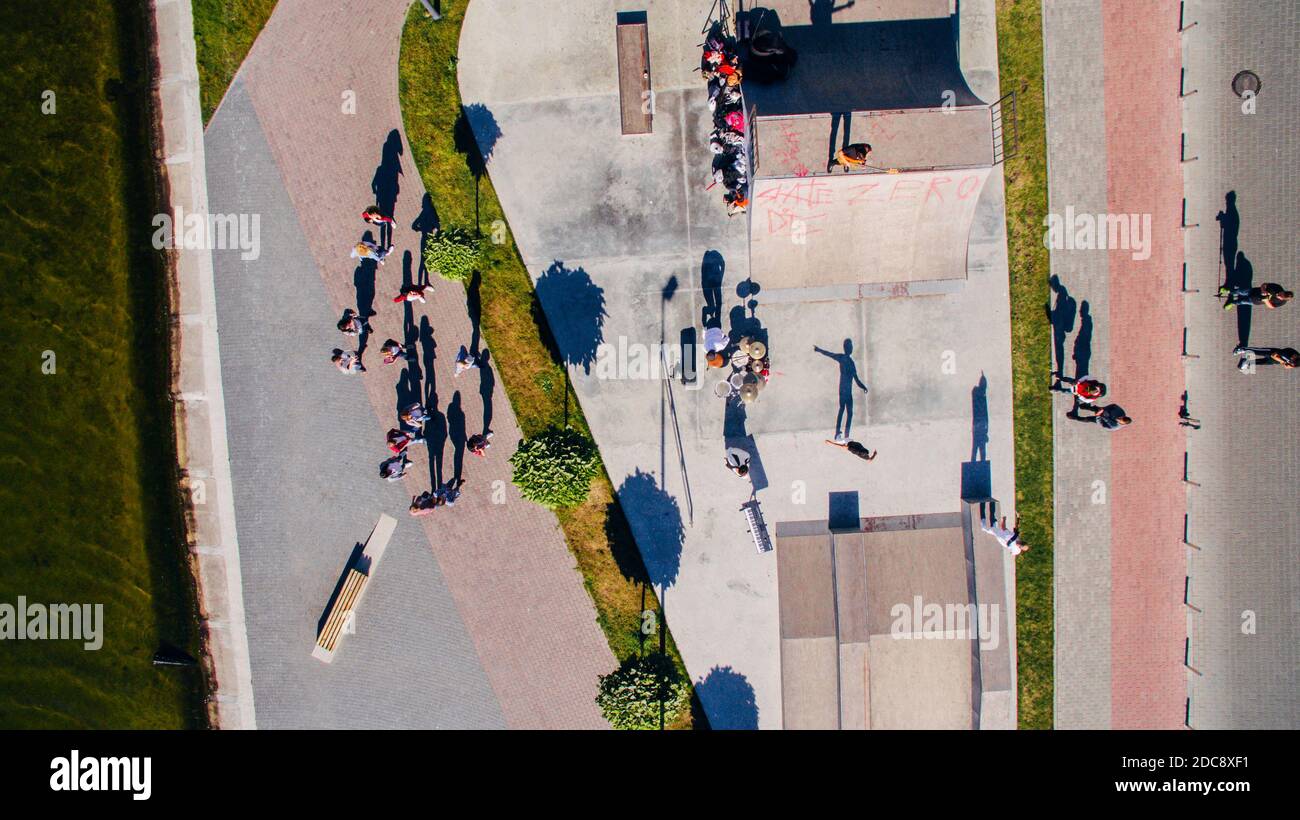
991,90,1019,164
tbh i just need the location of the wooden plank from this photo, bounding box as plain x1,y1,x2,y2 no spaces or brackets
616,21,651,135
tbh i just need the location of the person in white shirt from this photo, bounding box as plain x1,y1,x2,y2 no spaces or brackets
980,512,1028,556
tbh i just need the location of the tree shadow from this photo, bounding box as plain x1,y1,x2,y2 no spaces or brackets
455,103,502,233
535,261,608,375
616,469,686,592
692,665,759,730
371,129,404,234
813,338,867,440
1046,274,1077,375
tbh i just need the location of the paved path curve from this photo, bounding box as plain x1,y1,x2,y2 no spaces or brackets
204,0,611,729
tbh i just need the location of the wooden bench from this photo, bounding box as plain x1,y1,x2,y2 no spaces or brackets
616,13,652,135
312,514,396,663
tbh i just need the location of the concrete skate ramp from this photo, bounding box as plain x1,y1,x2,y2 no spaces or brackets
740,7,982,115
750,166,991,288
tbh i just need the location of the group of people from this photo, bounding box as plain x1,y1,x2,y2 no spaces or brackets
331,202,497,518
1219,280,1297,372
1052,373,1132,431
701,22,750,216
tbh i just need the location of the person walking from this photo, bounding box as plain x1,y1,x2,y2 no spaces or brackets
379,452,412,481
401,402,432,427
1220,282,1293,310
1050,373,1106,402
337,308,371,337
331,349,365,374
980,512,1029,556
1071,402,1132,430
467,431,493,457
351,239,393,265
441,478,466,506
393,283,432,304
827,142,872,172
1234,345,1300,370
409,490,442,517
454,346,479,377
825,438,876,461
386,427,424,454
361,205,395,226
724,446,751,477
380,339,414,365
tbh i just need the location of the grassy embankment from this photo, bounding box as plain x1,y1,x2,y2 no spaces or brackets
0,3,206,728
996,0,1053,729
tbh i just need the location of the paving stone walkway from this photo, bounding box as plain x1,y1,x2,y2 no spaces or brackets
204,0,612,729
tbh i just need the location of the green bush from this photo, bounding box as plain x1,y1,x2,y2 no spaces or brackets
596,654,690,730
423,226,481,282
508,426,600,509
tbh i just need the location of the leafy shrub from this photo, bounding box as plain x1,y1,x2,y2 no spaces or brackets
508,426,600,509
596,654,689,730
423,226,481,282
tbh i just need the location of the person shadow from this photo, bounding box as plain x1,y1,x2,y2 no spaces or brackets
1232,251,1254,348
372,129,403,236
1215,190,1240,287
447,391,467,483
814,338,867,441
723,394,769,494
1046,274,1077,376
827,111,852,168
701,250,725,330
810,0,855,30
1072,300,1093,380
411,193,440,285
961,372,992,500
477,349,495,436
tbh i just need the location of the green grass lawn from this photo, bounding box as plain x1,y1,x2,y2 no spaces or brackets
397,5,698,728
997,0,1054,729
192,0,279,124
0,4,206,728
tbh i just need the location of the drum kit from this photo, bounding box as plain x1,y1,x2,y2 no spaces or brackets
715,337,769,403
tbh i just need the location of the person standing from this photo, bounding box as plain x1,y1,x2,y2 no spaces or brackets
825,438,877,461
467,431,493,457
351,239,393,265
454,346,479,377
337,309,371,337
331,349,365,374
361,205,395,226
393,283,432,304
1072,402,1132,430
380,339,414,365
380,453,412,481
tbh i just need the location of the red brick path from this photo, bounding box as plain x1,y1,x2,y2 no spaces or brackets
1101,0,1187,728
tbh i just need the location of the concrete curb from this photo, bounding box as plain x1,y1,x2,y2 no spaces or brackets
151,0,257,730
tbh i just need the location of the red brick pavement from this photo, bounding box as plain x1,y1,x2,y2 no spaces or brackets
229,0,613,728
1101,0,1187,728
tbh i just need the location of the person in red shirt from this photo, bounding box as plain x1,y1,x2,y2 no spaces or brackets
1051,373,1106,402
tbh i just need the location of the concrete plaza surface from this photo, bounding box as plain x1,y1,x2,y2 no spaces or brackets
460,0,1017,727
202,0,612,728
1181,0,1299,729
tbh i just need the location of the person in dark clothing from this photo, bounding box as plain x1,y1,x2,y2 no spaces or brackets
1234,345,1300,370
827,142,872,172
1072,403,1131,430
1220,282,1292,310
825,438,877,460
